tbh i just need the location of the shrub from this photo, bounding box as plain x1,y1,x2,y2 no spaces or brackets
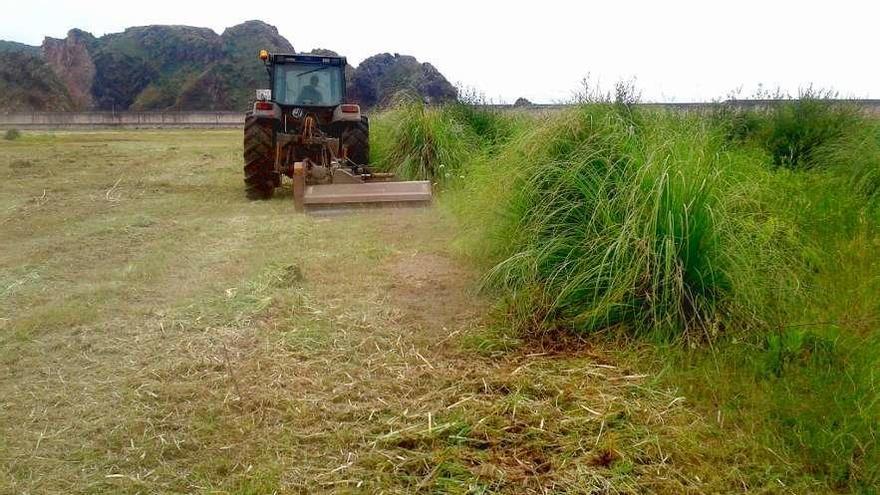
447,99,879,489
4,128,21,140
759,96,863,169
442,102,522,148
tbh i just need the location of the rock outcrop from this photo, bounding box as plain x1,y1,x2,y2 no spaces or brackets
42,30,96,110
176,21,295,110
350,53,457,107
0,51,74,111
1,22,458,111
0,40,40,55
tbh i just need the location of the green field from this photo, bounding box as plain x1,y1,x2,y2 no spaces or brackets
1,100,878,494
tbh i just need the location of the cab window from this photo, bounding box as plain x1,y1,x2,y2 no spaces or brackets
273,64,343,106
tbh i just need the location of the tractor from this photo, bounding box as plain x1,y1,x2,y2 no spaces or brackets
243,50,431,210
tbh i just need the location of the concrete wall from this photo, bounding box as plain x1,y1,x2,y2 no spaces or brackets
2,100,879,129
0,111,244,129
491,100,880,115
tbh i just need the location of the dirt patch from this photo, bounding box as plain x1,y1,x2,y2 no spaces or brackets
387,252,479,331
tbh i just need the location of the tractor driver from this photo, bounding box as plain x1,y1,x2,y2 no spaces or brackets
298,75,324,104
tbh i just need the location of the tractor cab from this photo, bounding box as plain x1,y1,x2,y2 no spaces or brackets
262,52,346,108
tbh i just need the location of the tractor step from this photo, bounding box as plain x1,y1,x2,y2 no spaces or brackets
301,181,432,209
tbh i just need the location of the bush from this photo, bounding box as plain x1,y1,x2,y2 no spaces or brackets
442,102,522,148
4,129,21,140
445,99,879,489
712,95,877,202
465,106,798,338
385,97,879,489
759,96,863,169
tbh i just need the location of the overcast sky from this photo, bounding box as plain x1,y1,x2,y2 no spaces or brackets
2,0,878,103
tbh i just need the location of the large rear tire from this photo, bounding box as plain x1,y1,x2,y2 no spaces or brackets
341,116,370,166
243,113,277,200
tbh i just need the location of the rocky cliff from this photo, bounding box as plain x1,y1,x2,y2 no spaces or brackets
0,51,74,111
175,21,295,110
42,29,96,109
0,41,40,55
0,21,457,112
351,53,458,107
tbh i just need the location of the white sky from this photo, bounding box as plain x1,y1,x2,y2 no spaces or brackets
1,0,878,103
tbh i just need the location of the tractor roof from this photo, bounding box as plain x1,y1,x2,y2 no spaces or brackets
268,52,347,66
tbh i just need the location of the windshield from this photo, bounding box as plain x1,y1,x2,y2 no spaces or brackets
273,64,343,106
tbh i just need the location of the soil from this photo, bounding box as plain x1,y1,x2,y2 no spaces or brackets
388,251,478,330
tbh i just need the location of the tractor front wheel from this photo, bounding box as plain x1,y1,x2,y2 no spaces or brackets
243,113,277,200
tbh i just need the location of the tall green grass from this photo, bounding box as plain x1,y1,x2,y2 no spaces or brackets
812,120,880,202
374,100,529,187
657,325,880,490
376,101,476,186
661,212,880,490
372,99,880,490
459,106,799,338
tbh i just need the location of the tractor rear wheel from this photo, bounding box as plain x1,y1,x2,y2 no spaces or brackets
243,113,277,200
341,116,370,165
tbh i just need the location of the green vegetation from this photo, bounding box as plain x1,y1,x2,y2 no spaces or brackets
4,128,21,140
377,100,476,186
466,107,795,338
374,99,525,188
757,95,864,169
0,40,40,55
2,97,878,493
377,96,880,491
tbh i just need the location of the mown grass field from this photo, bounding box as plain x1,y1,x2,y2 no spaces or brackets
1,100,878,494
0,130,696,493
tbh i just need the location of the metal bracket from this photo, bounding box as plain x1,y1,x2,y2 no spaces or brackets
292,162,305,212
